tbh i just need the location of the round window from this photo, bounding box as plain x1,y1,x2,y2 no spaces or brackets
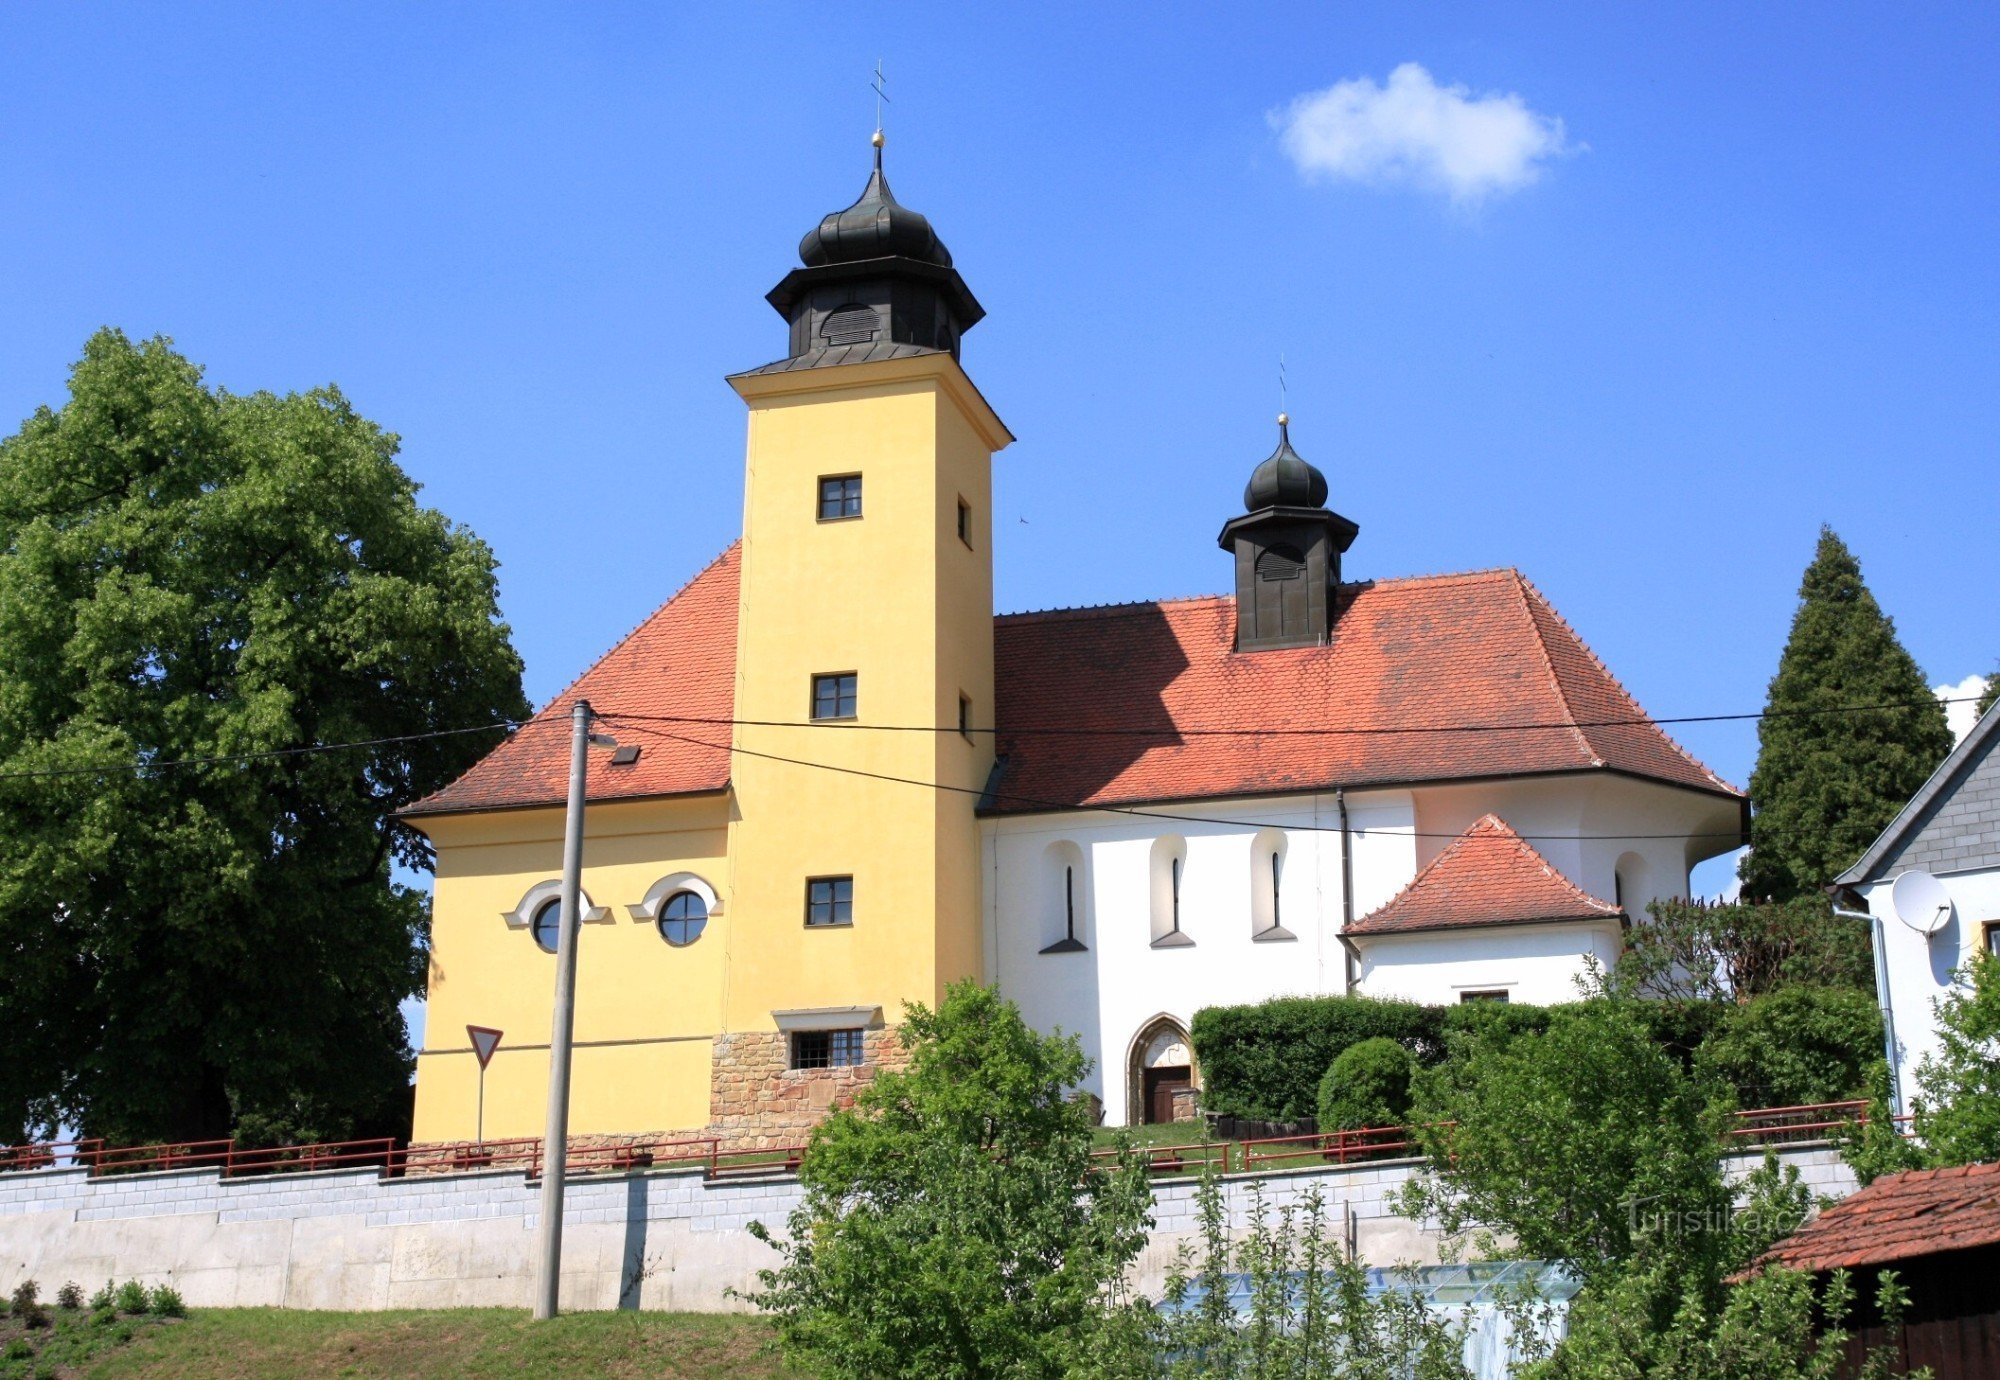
531,897,563,954
658,891,708,947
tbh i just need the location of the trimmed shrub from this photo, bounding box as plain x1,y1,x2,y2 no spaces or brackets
1698,985,1883,1108
1316,1037,1417,1130
1191,996,1443,1121
1440,999,1558,1047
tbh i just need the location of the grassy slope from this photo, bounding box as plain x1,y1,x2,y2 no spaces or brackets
83,1309,807,1380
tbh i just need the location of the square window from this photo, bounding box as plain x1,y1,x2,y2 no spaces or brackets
956,497,973,547
1985,921,2000,959
790,1028,866,1069
958,694,973,740
806,876,854,927
818,475,862,520
811,673,858,721
1459,990,1510,1004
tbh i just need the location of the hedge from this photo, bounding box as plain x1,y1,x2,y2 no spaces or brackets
1317,1037,1417,1131
1190,996,1445,1121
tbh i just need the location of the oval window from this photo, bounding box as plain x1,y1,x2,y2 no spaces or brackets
658,891,709,947
531,897,563,954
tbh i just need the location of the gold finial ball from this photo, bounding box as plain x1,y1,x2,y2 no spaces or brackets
1277,411,1289,427
871,129,885,148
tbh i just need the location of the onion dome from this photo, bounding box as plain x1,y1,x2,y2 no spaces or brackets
799,135,953,268
1243,414,1329,510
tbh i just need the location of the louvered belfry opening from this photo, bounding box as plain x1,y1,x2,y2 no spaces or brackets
761,139,984,370
1217,418,1360,652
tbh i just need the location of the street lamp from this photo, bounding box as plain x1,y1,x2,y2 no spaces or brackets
533,698,617,1320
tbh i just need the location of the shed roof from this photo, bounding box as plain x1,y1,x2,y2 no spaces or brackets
1746,1161,2000,1274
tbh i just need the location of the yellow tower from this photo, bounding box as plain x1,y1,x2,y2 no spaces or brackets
709,139,1012,1142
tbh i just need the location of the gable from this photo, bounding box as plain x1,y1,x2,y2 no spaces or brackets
1840,704,2000,883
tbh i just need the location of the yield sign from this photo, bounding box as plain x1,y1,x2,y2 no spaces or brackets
466,1025,503,1070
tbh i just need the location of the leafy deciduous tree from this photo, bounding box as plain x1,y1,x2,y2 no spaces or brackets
1740,527,1952,902
747,981,1154,1380
0,330,529,1144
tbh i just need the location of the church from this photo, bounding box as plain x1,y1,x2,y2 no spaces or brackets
401,139,1745,1146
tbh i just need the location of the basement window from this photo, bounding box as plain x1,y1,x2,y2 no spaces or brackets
791,1028,865,1070
1459,990,1510,1004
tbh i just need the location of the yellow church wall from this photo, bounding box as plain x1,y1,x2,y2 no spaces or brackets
723,354,1009,1031
409,794,730,1142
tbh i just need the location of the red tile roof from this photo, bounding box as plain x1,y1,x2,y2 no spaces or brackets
1746,1161,2000,1274
403,545,740,817
405,559,1739,819
1345,814,1623,936
987,570,1736,814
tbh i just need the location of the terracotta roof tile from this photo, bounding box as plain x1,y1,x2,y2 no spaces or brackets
407,559,1741,819
1747,1160,2000,1274
986,570,1737,814
1345,814,1623,936
403,544,740,816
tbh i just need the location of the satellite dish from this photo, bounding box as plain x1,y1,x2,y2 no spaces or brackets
1891,870,1953,936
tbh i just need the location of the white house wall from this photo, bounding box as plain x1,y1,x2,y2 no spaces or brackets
1858,864,2000,1114
1350,922,1625,1007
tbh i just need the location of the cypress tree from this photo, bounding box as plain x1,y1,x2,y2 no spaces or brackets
1740,527,1952,900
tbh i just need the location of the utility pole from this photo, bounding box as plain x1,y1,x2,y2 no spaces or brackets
533,698,614,1320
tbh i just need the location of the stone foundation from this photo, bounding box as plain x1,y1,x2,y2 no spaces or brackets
707,1028,910,1151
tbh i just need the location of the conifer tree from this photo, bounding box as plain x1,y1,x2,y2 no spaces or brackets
1740,527,1952,900
1978,671,1999,720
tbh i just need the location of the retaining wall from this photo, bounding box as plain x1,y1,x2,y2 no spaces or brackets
0,1147,1857,1313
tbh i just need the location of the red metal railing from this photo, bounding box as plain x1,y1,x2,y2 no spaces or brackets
0,1099,1907,1186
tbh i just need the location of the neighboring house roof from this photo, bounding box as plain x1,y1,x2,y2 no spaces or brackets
987,569,1737,814
407,558,1740,819
402,545,741,817
1745,1161,2000,1274
1836,700,2000,886
1344,814,1623,937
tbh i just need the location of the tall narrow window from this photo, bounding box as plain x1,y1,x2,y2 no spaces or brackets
811,673,858,721
958,694,973,740
1040,841,1087,953
956,497,973,547
818,475,862,520
1150,836,1193,948
1251,828,1294,941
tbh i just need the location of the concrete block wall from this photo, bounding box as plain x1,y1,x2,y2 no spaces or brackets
0,1146,1853,1313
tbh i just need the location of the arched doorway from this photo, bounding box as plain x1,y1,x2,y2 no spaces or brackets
1127,1015,1196,1125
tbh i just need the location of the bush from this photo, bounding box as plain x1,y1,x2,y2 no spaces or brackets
113,1280,148,1316
54,1282,82,1312
1698,986,1882,1109
1191,996,1444,1121
9,1280,47,1330
1441,999,1558,1046
146,1284,184,1318
87,1282,114,1312
1629,998,1732,1073
1316,1038,1417,1131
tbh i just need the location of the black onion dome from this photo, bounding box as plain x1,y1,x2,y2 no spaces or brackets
1244,417,1328,509
798,145,953,268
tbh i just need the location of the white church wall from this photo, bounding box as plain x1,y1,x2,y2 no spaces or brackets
1349,921,1625,1007
985,792,1416,1126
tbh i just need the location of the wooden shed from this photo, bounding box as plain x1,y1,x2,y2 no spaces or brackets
1745,1160,2000,1377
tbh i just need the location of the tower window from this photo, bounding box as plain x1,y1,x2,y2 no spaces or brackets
957,497,973,547
820,304,878,347
806,876,854,927
818,475,863,521
791,1028,866,1069
1256,545,1305,582
811,673,858,721
958,693,973,740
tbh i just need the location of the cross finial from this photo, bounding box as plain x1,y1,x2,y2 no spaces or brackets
871,60,890,143
1278,353,1289,432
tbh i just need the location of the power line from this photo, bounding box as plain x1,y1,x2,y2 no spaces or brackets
604,695,1980,741
601,715,1751,844
0,718,542,784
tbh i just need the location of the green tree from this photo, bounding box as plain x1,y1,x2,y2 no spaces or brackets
1613,897,1872,1001
0,330,528,1144
1740,527,1952,901
1977,671,1999,720
1695,986,1882,1108
746,981,1154,1380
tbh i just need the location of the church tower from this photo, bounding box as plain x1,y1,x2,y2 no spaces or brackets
1218,416,1359,650
719,137,1012,1073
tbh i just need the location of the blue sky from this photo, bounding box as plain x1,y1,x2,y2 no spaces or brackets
5,3,1995,925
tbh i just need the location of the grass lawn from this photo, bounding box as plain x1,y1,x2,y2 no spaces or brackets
1095,1121,1227,1150
79,1309,808,1379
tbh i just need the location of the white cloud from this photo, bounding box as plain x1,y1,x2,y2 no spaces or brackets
1273,63,1573,204
1936,673,1990,746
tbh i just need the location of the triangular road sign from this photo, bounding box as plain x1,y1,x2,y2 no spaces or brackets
467,1025,503,1070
